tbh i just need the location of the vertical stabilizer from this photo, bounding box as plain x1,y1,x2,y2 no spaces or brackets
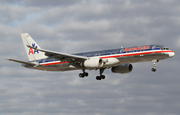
21,33,47,61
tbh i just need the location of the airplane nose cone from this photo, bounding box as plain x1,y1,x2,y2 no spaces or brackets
169,52,175,57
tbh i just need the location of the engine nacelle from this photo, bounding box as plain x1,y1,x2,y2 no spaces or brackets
83,58,104,68
111,64,133,74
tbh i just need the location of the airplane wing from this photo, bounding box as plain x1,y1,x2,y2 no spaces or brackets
27,45,87,62
7,59,36,66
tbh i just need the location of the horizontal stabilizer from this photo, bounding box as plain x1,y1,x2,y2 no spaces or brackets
7,59,36,66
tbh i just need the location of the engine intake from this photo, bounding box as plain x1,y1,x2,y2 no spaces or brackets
111,64,133,74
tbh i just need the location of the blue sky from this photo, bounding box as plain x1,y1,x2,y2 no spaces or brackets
1,0,180,115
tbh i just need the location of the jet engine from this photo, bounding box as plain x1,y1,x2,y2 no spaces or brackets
111,64,133,74
83,58,105,68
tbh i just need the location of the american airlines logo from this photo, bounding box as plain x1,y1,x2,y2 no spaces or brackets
124,45,150,51
28,43,39,55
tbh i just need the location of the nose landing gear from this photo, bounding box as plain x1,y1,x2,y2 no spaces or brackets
151,60,159,72
151,68,156,72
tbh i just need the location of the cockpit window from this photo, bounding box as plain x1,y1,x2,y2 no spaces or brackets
161,47,170,50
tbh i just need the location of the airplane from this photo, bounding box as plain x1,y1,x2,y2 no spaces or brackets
7,33,175,80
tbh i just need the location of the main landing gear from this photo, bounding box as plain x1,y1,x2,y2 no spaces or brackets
151,60,159,72
79,69,88,78
79,68,106,80
96,68,106,80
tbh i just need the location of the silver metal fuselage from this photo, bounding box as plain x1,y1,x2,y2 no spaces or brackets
23,45,175,72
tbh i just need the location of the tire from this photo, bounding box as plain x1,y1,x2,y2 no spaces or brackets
79,73,84,78
101,75,105,79
151,68,156,72
96,76,101,80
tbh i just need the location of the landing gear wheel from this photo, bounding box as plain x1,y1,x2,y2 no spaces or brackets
101,75,105,79
83,72,89,77
151,68,156,72
79,72,88,78
151,60,158,72
96,68,106,80
96,76,101,80
96,75,105,80
79,73,84,78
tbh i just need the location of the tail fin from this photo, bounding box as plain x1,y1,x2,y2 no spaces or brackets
21,33,47,61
